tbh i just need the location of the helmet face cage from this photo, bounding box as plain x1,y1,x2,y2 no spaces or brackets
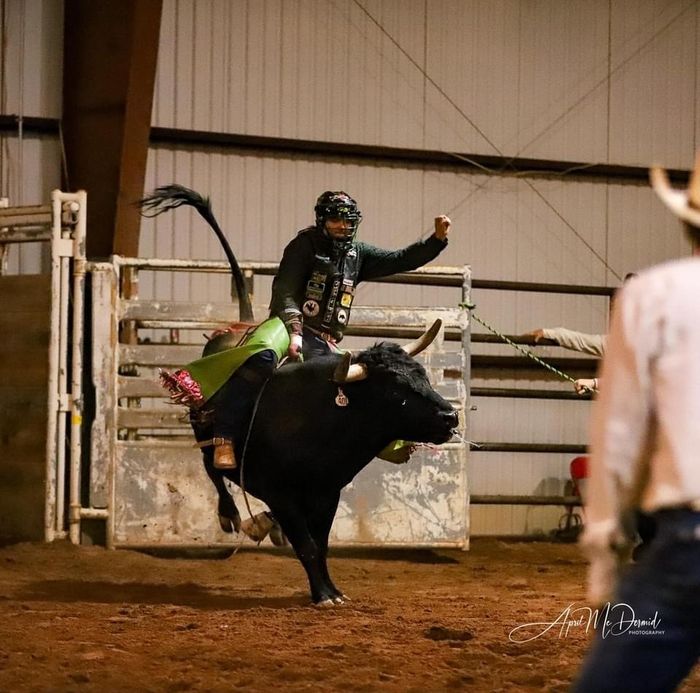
315,191,363,245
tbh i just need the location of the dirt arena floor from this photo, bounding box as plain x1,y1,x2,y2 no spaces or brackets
0,539,699,692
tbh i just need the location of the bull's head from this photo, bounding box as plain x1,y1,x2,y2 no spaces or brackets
333,320,458,445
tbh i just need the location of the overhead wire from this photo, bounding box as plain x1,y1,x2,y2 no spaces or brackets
512,0,699,159
347,0,696,282
350,0,502,158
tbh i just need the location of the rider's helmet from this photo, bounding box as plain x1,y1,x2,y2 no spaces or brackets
314,191,363,249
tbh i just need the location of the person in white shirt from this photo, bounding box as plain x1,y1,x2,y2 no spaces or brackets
525,274,637,394
572,150,700,693
526,326,604,394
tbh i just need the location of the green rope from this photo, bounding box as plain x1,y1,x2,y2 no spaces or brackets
459,301,579,386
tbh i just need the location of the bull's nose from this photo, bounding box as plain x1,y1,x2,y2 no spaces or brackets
442,410,459,427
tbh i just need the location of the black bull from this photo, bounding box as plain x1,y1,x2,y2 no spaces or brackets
140,185,458,604
193,338,458,604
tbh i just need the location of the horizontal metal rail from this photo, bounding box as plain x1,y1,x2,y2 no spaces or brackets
114,540,466,550
471,355,597,372
0,204,54,243
470,443,587,454
471,387,591,400
113,256,614,296
0,204,52,225
471,494,581,507
473,334,575,346
471,279,614,297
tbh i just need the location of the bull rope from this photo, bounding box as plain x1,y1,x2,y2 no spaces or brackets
237,377,272,537
458,301,584,388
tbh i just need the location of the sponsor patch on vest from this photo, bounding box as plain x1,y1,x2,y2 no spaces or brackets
306,289,324,301
323,278,341,324
303,300,320,317
340,292,353,308
307,280,325,294
311,271,327,284
336,308,348,325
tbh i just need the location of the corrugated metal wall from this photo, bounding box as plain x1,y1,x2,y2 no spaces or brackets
3,0,700,535
0,0,63,273
153,0,698,164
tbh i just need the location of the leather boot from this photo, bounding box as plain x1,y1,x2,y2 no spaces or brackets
213,438,237,470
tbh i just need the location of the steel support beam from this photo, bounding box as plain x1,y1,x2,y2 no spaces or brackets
62,0,162,259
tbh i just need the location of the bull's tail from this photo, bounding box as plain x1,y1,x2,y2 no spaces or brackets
139,184,254,322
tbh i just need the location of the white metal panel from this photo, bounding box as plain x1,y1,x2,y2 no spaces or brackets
471,398,590,446
607,179,693,278
609,0,699,168
423,0,518,156
0,0,62,274
424,0,611,160
154,0,699,166
469,451,574,537
510,1,610,161
0,0,63,117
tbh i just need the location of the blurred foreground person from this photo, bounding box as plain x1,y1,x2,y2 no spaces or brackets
572,151,700,692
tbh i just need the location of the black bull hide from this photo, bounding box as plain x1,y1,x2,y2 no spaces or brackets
193,342,458,605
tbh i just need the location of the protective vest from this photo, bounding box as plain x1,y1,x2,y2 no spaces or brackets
300,234,360,341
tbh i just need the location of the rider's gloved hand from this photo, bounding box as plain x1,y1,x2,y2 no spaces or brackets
287,334,303,360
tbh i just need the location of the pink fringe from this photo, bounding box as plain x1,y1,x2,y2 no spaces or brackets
159,369,205,408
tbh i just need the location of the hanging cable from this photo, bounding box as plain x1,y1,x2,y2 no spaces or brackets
351,0,503,158
343,0,692,281
513,0,698,158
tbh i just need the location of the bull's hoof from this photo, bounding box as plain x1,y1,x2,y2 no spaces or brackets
218,513,241,534
332,596,345,605
218,514,233,533
268,521,288,547
314,598,335,608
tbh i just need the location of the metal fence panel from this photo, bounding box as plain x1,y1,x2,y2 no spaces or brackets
91,257,470,549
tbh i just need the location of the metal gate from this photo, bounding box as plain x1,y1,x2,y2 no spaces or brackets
0,191,87,544
86,257,471,549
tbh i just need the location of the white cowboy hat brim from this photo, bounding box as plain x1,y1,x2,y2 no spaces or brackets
650,152,700,227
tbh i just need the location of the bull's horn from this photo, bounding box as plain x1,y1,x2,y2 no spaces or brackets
333,351,368,383
402,319,442,357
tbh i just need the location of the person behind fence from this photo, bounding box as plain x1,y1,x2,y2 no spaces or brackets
524,273,637,395
269,190,452,361
571,150,700,693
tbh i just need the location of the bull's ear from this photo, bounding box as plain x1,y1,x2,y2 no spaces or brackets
333,352,368,383
403,318,442,357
